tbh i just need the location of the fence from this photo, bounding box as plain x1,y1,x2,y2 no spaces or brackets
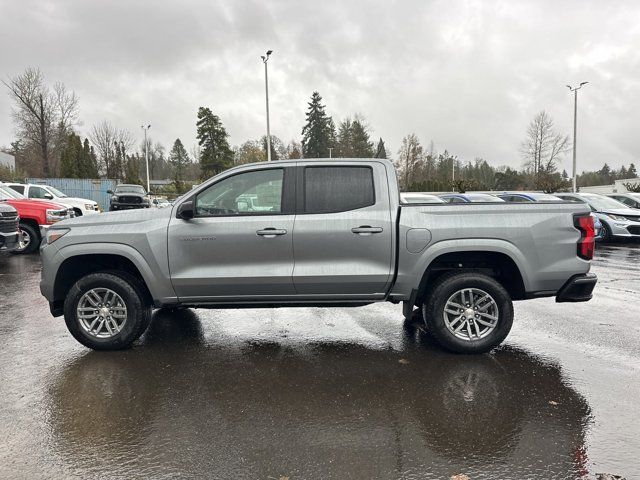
26,178,117,211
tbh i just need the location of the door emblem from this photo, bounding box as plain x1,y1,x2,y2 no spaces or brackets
179,236,217,241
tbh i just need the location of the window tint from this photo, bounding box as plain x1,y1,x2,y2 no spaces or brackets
304,166,374,214
510,196,529,202
195,168,283,216
29,186,48,199
9,185,24,194
449,197,465,203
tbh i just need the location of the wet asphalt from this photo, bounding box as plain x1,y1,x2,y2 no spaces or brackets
0,244,639,480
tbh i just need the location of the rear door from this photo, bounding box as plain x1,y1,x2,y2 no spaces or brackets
168,165,296,301
291,162,393,298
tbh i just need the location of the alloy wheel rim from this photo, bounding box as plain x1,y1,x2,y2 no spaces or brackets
443,288,499,341
16,229,30,251
77,288,128,338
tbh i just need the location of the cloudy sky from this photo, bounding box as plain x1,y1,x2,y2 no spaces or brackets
1,0,639,172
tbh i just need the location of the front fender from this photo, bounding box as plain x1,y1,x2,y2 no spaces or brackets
47,242,177,305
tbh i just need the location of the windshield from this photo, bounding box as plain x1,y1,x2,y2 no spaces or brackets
0,185,25,200
583,195,628,210
47,186,68,197
466,194,504,203
115,185,146,194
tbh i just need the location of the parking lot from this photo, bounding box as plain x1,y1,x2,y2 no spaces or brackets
0,243,638,479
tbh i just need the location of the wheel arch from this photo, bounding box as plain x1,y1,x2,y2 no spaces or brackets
415,249,527,306
53,250,157,308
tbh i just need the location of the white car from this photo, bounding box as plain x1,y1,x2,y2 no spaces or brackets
400,192,446,204
5,183,100,216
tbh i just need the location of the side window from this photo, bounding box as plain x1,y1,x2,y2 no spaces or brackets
449,197,465,203
29,186,47,199
195,168,283,217
10,185,24,194
510,196,528,202
304,167,375,214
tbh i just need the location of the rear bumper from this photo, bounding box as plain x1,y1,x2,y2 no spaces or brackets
555,273,597,303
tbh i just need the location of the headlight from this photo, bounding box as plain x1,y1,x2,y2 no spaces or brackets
111,196,118,202
606,214,626,221
46,228,70,244
85,203,94,210
46,209,68,224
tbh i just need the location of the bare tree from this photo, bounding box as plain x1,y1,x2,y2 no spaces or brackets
520,111,570,175
396,134,424,190
89,121,134,178
3,67,78,177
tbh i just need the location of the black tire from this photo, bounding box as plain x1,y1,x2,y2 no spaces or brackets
600,221,612,242
73,208,83,217
11,222,39,255
422,271,513,354
63,271,152,350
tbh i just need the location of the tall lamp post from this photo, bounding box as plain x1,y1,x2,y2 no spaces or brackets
567,82,588,193
261,50,273,161
141,125,151,193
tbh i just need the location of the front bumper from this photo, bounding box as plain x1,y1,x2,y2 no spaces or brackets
110,203,150,210
0,232,20,251
556,273,597,303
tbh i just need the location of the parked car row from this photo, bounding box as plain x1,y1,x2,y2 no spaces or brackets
400,190,640,242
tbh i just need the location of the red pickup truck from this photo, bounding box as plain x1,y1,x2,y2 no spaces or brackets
0,184,70,254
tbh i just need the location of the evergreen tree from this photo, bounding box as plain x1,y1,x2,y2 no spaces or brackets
196,106,233,178
169,138,190,183
350,118,374,157
337,118,353,157
59,132,81,178
260,135,281,161
629,163,638,178
375,138,387,159
123,154,141,185
301,92,334,158
81,139,99,178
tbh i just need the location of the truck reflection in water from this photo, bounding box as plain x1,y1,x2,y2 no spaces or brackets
48,309,591,479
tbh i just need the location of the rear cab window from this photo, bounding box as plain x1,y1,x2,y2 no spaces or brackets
302,166,375,214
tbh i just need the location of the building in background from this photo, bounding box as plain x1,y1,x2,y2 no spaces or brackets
0,152,15,170
580,177,640,194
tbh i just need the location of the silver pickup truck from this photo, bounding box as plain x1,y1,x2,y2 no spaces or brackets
40,159,597,353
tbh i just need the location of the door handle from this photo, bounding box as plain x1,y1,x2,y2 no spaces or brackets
257,228,287,237
351,225,384,235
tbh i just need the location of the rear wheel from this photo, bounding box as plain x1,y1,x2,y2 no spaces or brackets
423,272,513,354
63,272,151,350
11,222,39,254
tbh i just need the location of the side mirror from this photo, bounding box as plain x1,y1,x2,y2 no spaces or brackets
107,189,113,195
44,193,54,200
177,200,194,220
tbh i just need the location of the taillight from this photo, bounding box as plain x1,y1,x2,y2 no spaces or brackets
574,214,595,260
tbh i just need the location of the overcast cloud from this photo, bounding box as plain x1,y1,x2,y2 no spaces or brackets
1,0,640,172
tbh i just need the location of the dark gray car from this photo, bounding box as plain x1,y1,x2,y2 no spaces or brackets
108,184,150,211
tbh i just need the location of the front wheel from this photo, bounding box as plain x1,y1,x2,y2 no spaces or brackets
600,221,612,242
423,272,513,354
11,222,39,254
63,272,151,350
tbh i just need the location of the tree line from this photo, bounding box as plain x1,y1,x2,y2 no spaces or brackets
2,67,639,194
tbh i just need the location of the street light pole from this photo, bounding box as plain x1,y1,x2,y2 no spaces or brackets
141,125,151,193
567,82,588,193
261,50,273,161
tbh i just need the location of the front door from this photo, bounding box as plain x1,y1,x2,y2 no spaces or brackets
168,166,296,301
292,163,394,298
